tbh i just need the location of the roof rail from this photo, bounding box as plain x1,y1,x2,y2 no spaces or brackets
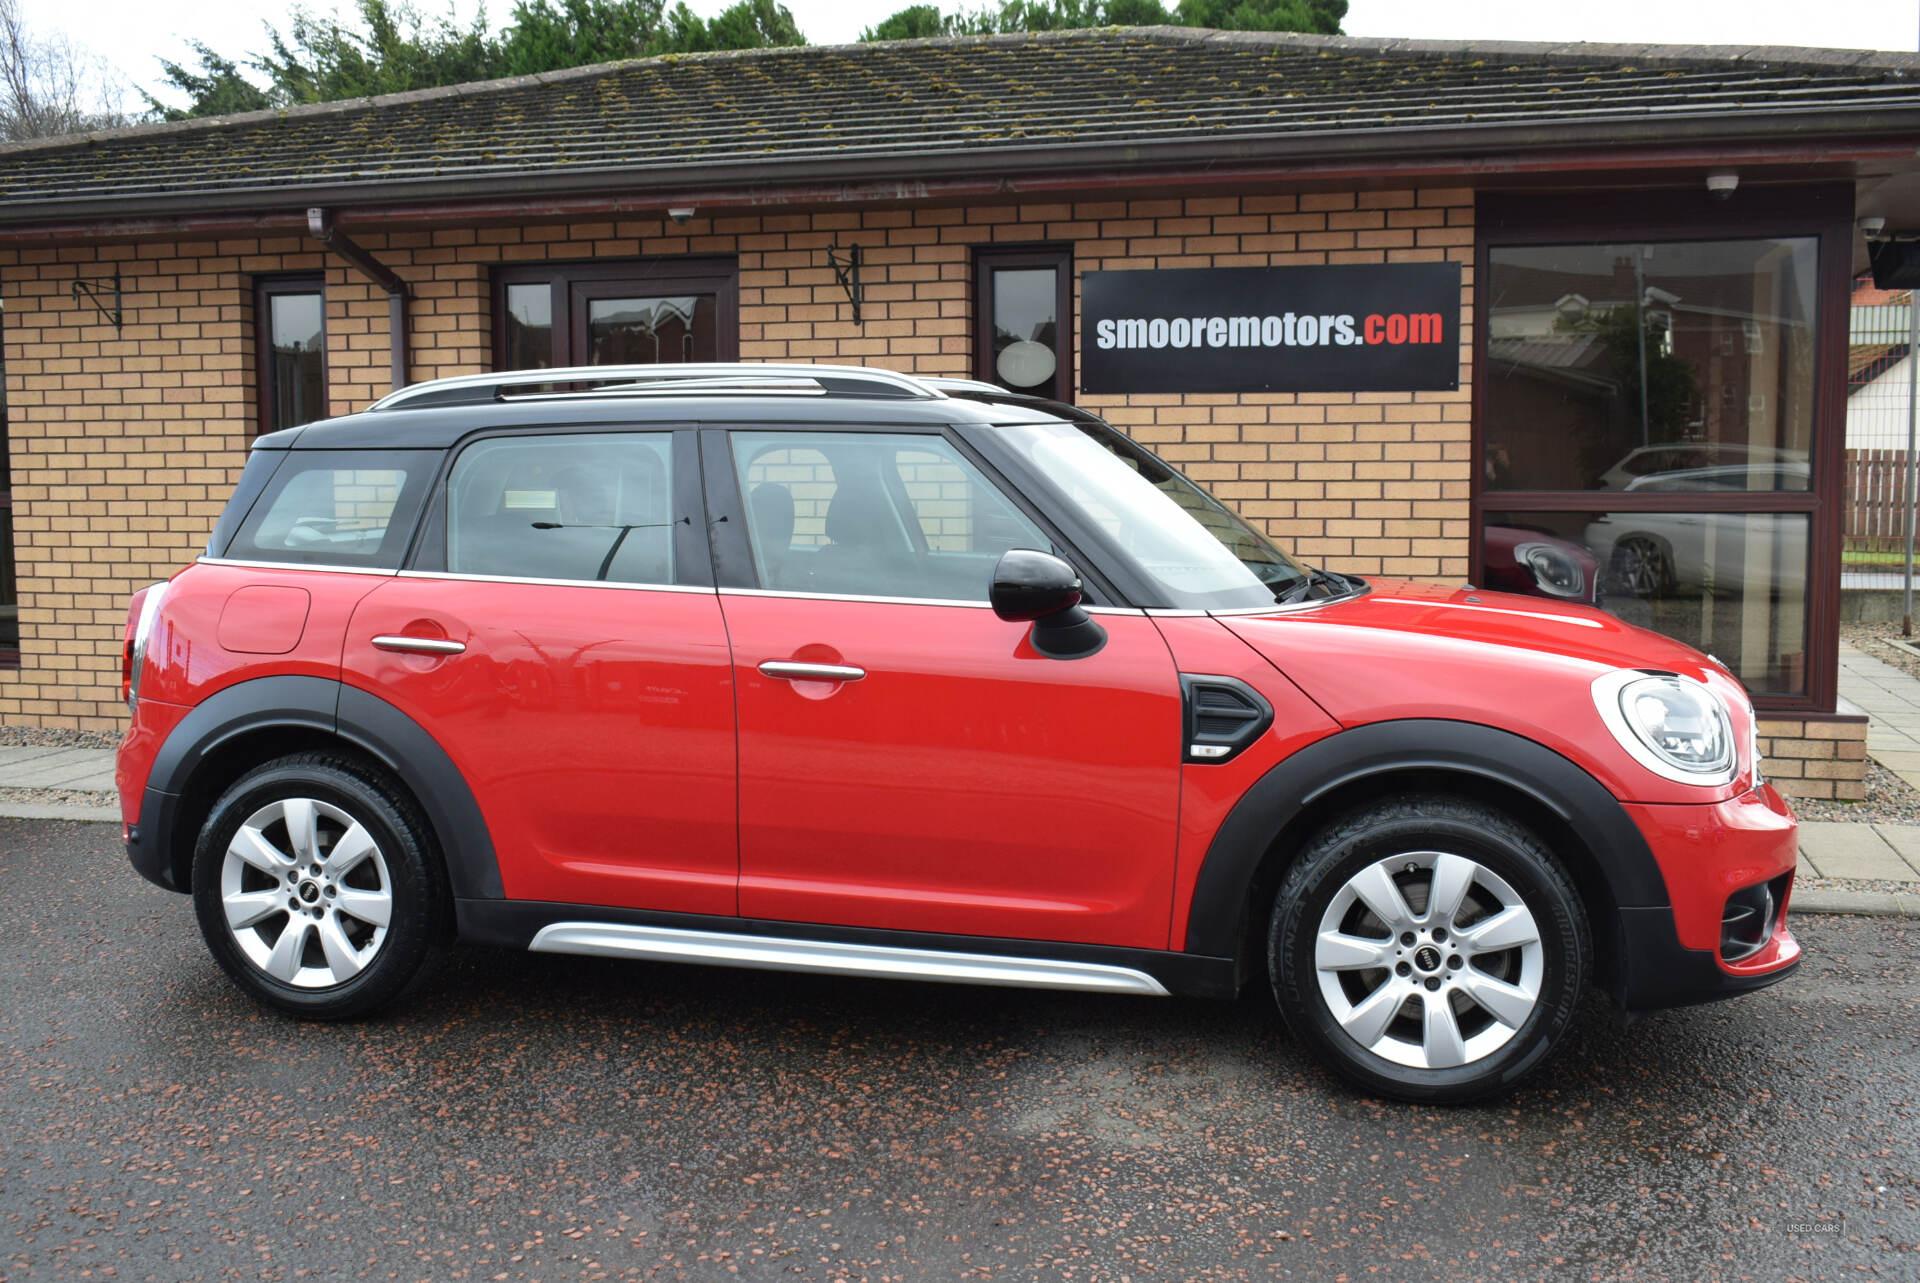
367,363,943,411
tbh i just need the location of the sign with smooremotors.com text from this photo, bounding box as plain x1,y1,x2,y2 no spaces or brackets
1081,263,1462,395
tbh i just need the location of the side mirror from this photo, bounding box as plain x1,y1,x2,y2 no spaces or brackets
990,549,1107,660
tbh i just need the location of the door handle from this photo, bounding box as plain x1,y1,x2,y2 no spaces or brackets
758,660,865,683
372,635,466,656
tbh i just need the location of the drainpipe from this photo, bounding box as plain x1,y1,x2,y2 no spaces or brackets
306,207,409,394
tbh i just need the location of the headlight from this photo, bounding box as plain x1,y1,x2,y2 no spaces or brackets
1513,540,1586,599
1591,670,1737,784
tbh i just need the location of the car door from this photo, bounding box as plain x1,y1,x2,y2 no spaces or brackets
342,427,739,915
710,425,1185,950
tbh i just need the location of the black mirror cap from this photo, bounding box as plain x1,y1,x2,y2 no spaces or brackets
990,549,1084,622
990,549,1107,660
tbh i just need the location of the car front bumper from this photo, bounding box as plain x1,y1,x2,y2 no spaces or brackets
1614,783,1801,1010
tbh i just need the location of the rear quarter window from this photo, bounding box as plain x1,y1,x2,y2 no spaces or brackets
223,450,433,568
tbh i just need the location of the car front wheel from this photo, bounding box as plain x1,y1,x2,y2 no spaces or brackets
1268,796,1589,1104
191,754,444,1019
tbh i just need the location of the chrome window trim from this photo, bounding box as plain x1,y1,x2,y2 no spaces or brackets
396,569,713,595
717,587,1142,614
528,922,1170,996
198,557,399,577
722,587,992,609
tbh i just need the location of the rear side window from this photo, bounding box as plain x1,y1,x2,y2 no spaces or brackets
445,433,677,585
225,450,431,568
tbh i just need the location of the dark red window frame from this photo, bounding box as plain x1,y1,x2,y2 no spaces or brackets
253,274,328,435
1473,187,1855,714
492,258,740,369
973,244,1075,403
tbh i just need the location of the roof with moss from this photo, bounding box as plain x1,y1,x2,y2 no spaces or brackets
4,26,1920,222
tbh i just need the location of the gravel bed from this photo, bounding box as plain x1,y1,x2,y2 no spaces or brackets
0,785,117,809
1787,761,1920,825
1798,875,1920,895
0,725,121,750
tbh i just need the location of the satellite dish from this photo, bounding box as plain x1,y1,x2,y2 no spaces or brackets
996,340,1056,389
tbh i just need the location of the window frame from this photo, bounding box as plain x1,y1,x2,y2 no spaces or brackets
253,273,328,435
974,244,1075,403
1473,188,1854,713
492,258,740,369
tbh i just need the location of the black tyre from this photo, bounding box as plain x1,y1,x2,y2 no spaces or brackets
1268,796,1589,1104
1611,536,1676,599
191,753,445,1019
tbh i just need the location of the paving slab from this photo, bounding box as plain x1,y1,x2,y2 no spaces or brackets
1793,887,1920,916
1871,825,1920,877
1797,821,1920,882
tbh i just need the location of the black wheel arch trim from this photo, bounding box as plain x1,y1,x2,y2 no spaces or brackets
136,675,504,900
1183,718,1671,958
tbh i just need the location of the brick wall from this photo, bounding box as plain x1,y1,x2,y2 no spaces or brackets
1757,714,1870,801
0,186,1476,728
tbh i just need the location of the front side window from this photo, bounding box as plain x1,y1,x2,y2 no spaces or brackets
446,433,677,585
255,276,327,432
997,420,1311,611
228,451,429,567
732,431,1050,601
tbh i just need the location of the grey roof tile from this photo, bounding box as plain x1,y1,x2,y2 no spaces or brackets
3,27,1919,221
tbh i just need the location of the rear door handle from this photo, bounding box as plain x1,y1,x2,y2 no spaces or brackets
372,635,466,656
758,661,865,683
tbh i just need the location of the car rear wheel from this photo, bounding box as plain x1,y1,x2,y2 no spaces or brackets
191,754,444,1019
1268,796,1589,1104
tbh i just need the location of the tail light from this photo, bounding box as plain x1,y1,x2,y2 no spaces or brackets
123,581,169,709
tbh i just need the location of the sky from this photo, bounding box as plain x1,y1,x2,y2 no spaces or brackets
33,0,1920,114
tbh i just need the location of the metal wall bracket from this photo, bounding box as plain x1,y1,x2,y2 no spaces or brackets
70,271,122,333
826,240,863,324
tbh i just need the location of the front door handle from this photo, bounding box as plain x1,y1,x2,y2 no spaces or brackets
758,660,866,683
372,635,466,656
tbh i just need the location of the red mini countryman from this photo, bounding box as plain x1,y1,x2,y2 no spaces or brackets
117,364,1800,1103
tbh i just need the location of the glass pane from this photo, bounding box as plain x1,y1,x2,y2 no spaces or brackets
732,432,1050,600
996,420,1308,610
503,283,553,370
1485,509,1809,695
893,445,1047,558
236,458,416,566
587,295,718,364
447,434,676,584
0,505,15,649
1485,239,1816,492
991,268,1059,393
267,291,326,430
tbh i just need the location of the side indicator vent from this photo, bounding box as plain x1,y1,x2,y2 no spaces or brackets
1181,675,1275,765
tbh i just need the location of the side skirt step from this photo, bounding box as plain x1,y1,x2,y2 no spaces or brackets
527,921,1171,996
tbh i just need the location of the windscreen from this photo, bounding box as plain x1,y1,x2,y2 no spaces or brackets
997,420,1310,610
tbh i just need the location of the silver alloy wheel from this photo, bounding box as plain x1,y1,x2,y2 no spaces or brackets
1314,850,1544,1070
218,797,393,989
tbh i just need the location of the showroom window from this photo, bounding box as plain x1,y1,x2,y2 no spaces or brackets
495,260,738,369
975,246,1073,401
1477,194,1849,709
254,275,327,433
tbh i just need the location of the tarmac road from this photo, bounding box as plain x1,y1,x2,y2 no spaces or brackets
1,816,1916,1281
